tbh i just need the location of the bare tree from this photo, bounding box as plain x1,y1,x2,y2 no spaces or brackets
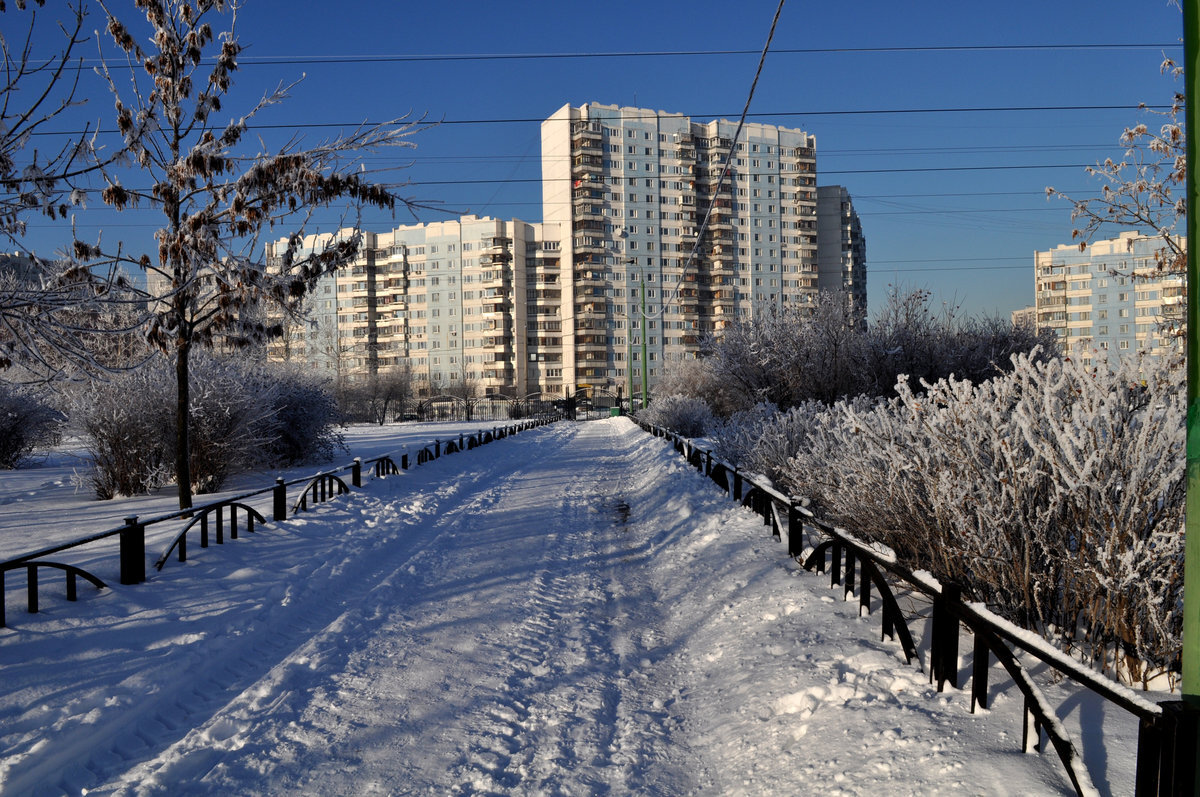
1047,59,1185,275
336,363,414,425
0,1,147,381
75,0,425,509
1,0,94,243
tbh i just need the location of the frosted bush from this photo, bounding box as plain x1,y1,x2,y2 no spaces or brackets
714,401,826,483
727,351,1183,687
671,289,1054,416
263,365,345,465
0,383,63,468
72,363,175,498
73,354,343,498
711,403,779,468
638,394,714,437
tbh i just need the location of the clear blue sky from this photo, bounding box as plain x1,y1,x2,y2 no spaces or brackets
15,0,1186,320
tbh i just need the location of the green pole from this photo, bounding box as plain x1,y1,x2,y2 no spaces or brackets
640,276,649,407
1184,0,1200,705
626,325,634,411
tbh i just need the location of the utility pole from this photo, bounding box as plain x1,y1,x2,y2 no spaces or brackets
627,325,634,411
640,275,649,408
1185,0,1200,707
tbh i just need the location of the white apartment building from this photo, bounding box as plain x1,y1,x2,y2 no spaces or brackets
541,102,822,394
816,185,867,325
1034,230,1184,367
268,216,566,397
267,102,868,400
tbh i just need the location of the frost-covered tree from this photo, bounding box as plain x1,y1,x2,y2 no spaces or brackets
754,352,1185,687
73,0,423,508
684,288,1050,415
0,2,146,381
0,252,150,381
637,394,714,437
701,291,867,409
1047,60,1185,277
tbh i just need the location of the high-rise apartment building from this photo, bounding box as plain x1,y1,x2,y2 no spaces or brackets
267,216,566,396
816,185,867,325
267,102,869,400
541,102,822,393
1034,231,1183,366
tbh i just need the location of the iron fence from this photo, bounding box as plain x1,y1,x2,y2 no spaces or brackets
636,418,1192,797
0,417,558,630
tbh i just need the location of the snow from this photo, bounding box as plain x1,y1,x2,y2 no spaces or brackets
0,418,1148,795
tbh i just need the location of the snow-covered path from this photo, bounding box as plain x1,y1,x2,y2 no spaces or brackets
1,419,1129,795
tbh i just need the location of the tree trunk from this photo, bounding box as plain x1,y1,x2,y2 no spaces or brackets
175,341,193,510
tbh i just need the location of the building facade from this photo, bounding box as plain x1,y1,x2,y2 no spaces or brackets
541,102,824,395
816,185,867,325
1034,231,1183,367
267,102,869,399
268,216,565,397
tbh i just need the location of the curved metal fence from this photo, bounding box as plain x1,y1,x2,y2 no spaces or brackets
0,417,558,630
635,418,1185,797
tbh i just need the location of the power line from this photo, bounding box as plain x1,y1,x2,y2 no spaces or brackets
62,42,1177,69
28,104,1173,139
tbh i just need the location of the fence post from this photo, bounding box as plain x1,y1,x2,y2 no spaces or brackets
931,583,962,691
733,467,743,501
274,477,287,522
971,633,990,713
26,563,37,613
120,515,145,585
704,450,712,476
352,458,362,488
401,452,409,470
1140,701,1200,796
435,440,441,458
787,498,804,558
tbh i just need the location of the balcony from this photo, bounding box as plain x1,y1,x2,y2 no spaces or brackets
573,204,605,222
573,238,608,255
572,130,603,154
571,155,603,173
576,302,608,316
572,173,605,191
574,270,607,288
482,302,509,317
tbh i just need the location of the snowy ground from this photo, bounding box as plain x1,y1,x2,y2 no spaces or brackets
0,418,1146,795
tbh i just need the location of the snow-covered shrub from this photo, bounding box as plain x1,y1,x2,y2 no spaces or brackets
653,355,747,417
670,288,1054,417
771,352,1183,686
184,357,282,494
713,400,849,484
72,363,175,498
74,354,345,498
261,365,344,466
0,382,63,468
639,394,714,437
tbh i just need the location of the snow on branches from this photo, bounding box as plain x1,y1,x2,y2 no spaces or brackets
717,352,1183,687
71,0,429,508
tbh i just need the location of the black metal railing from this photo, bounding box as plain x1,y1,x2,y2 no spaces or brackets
636,418,1188,797
0,417,557,629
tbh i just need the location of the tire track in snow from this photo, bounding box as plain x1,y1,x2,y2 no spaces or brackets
0,433,553,796
449,420,694,795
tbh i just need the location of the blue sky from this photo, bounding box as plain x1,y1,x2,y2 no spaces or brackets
15,0,1186,319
